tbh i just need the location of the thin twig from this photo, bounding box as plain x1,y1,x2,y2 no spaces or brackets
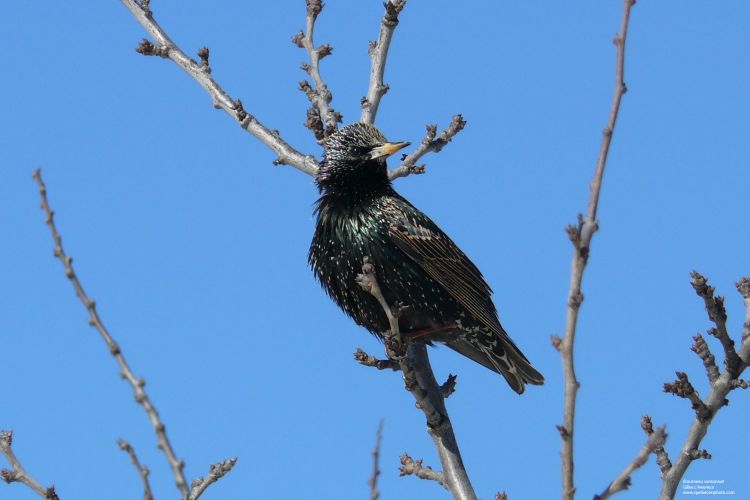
188,458,238,500
356,260,477,500
663,372,711,422
118,439,154,500
593,420,667,499
369,419,384,500
557,2,635,498
120,0,319,175
399,454,446,489
1,431,59,499
355,348,400,371
641,416,672,477
690,334,721,384
361,0,406,124
388,115,467,180
440,374,458,399
294,0,340,137
32,169,190,498
690,271,742,375
658,275,750,499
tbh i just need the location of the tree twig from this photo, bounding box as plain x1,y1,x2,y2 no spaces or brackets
641,416,672,478
388,115,467,180
118,439,153,500
369,419,384,500
399,454,446,488
293,0,340,137
361,0,406,124
0,431,59,499
658,274,750,499
593,419,667,499
690,271,742,375
120,0,319,175
355,348,400,371
556,2,636,498
188,458,238,500
356,260,477,500
33,168,192,497
690,334,721,384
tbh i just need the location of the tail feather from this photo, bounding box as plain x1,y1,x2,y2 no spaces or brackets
446,329,544,394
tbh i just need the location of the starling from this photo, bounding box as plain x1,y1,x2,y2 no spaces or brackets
309,123,543,393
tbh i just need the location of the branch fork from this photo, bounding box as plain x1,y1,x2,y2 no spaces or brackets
594,416,667,499
557,1,636,498
355,259,476,499
0,431,59,500
389,115,467,180
657,273,750,498
294,0,341,138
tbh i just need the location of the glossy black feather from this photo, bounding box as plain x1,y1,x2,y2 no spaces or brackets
309,123,543,393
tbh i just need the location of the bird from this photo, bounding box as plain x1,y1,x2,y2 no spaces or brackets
308,122,543,394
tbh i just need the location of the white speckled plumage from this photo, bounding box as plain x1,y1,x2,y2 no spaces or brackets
309,123,543,393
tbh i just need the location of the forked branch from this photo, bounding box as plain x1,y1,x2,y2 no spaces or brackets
356,259,477,500
32,169,236,499
389,115,467,180
0,431,59,499
556,2,636,498
121,0,319,175
293,0,341,138
593,418,667,499
657,274,750,499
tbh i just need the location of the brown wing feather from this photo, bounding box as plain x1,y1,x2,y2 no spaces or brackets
387,215,504,337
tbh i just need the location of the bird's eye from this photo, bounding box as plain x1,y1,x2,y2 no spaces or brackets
352,145,373,156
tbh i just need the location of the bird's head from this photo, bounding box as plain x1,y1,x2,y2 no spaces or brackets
316,123,409,193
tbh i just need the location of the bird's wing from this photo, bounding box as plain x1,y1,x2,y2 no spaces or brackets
384,197,503,335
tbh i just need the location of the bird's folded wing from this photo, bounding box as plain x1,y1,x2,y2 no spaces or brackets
387,215,503,336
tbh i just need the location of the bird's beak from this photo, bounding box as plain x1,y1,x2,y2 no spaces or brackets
370,141,411,159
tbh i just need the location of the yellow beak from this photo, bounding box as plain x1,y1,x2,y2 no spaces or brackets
370,141,411,159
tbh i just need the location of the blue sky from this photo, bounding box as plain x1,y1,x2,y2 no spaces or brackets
2,1,749,499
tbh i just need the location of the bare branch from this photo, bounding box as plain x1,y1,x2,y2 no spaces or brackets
0,431,59,499
369,419,384,500
440,374,458,399
399,454,446,489
594,420,667,499
356,260,477,499
120,0,319,176
737,277,750,344
659,276,750,499
388,115,467,180
355,348,400,371
295,0,340,137
691,271,742,375
663,372,712,422
690,334,721,384
641,416,672,477
355,257,405,358
361,0,407,124
118,439,153,500
32,169,189,497
558,2,636,498
188,458,238,500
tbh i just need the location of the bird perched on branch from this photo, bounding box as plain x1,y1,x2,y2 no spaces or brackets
309,122,543,393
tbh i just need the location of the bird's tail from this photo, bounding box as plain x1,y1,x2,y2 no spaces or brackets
446,329,544,394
